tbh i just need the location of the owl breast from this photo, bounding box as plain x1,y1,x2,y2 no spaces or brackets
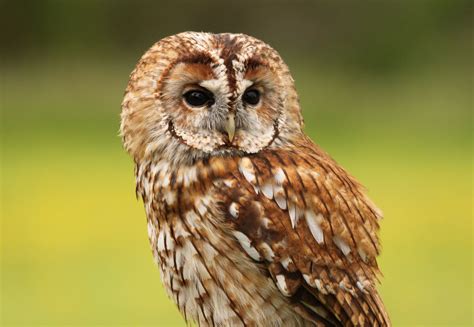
137,157,305,326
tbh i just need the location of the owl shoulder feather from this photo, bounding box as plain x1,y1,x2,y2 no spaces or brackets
214,138,390,325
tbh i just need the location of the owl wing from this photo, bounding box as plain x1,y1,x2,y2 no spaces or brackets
221,137,390,326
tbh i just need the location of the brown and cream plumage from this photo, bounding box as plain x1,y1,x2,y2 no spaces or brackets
120,32,390,326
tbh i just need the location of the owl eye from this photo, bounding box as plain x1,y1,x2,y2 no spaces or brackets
242,88,260,106
183,90,215,107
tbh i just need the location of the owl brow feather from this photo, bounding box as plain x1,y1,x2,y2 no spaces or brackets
245,57,266,71
176,52,214,65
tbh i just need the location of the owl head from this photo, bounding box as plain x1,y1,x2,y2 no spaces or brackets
121,32,304,164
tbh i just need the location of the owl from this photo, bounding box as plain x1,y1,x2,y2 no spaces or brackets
120,32,390,326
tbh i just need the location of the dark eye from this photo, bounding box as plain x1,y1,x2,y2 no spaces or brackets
183,90,214,107
242,88,260,105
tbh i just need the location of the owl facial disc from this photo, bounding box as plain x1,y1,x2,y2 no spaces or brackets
121,32,304,163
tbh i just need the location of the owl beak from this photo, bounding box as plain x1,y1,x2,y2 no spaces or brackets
225,113,236,142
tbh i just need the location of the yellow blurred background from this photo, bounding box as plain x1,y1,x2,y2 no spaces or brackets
1,1,472,326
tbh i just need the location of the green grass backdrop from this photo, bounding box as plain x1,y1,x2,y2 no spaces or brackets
1,1,472,326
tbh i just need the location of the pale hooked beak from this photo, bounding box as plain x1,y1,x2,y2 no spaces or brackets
225,112,235,142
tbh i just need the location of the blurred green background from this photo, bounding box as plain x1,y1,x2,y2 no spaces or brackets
1,0,472,326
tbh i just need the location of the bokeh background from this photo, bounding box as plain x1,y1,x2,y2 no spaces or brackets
1,0,472,326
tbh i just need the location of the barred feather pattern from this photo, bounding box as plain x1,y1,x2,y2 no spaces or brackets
123,32,391,326
135,137,390,326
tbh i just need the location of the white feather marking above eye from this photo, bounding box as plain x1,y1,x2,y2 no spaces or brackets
305,210,324,244
333,236,351,256
199,79,222,93
232,55,253,94
241,79,253,90
210,59,231,102
232,231,261,261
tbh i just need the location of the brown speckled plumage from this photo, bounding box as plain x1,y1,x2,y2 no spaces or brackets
121,32,390,326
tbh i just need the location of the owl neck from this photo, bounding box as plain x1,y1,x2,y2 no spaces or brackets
135,154,240,200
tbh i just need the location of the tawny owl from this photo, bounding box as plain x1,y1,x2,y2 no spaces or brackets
120,32,390,326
